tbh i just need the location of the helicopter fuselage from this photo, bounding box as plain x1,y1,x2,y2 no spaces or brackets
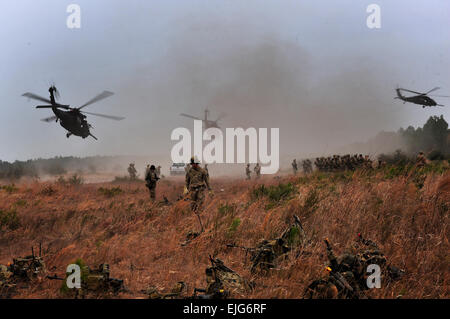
402,95,437,107
52,106,90,138
395,89,438,107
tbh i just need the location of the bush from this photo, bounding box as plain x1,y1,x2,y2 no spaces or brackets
218,203,236,215
98,187,123,198
1,184,18,194
228,217,241,234
251,183,295,205
378,150,413,166
68,174,83,185
0,209,21,231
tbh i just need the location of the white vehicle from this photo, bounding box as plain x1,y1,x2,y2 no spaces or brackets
170,163,187,176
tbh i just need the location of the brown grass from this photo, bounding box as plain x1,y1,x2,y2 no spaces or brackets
0,168,448,299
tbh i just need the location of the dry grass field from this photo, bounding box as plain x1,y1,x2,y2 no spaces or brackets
0,164,449,299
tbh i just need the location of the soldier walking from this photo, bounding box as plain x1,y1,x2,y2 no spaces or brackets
128,163,137,180
416,151,428,168
254,163,261,179
245,164,251,180
292,159,298,175
145,165,159,201
186,156,211,216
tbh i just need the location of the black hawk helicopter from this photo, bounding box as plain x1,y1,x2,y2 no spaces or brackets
180,108,226,129
395,87,449,108
22,85,124,140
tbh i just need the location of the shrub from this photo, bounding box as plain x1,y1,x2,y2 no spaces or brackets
68,174,83,185
0,209,21,231
218,202,236,215
228,217,241,234
98,187,123,198
251,183,295,206
1,184,18,194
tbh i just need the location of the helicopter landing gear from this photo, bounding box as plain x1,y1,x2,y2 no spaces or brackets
66,132,72,138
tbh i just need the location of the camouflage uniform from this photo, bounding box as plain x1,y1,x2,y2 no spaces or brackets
186,164,211,213
250,215,305,273
416,152,427,168
245,164,251,180
127,163,137,180
292,159,298,175
194,257,250,299
305,236,404,299
145,166,159,201
254,163,261,179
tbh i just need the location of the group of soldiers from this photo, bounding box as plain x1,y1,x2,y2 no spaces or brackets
315,154,373,172
137,157,212,235
127,163,162,181
245,163,261,180
304,235,404,299
292,159,313,175
291,154,373,174
126,163,162,201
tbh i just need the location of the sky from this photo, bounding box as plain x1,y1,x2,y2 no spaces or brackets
0,0,449,162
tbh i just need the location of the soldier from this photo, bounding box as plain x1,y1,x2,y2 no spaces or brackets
145,165,159,201
292,159,298,175
245,164,251,180
416,151,427,168
254,163,261,179
127,163,137,180
364,155,373,169
186,156,211,217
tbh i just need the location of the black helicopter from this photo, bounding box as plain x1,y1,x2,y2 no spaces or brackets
22,86,124,140
395,87,449,108
180,108,226,129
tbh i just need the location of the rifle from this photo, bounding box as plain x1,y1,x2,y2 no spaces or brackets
357,233,379,249
46,274,65,281
324,238,338,270
323,239,365,299
325,267,355,296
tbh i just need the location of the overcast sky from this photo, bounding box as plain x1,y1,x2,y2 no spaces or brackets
0,0,449,162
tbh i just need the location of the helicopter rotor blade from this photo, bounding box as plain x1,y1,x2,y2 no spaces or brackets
81,111,125,120
78,91,114,110
398,88,424,95
36,104,71,110
429,94,450,98
22,93,52,104
180,113,202,120
425,87,440,95
40,116,57,122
